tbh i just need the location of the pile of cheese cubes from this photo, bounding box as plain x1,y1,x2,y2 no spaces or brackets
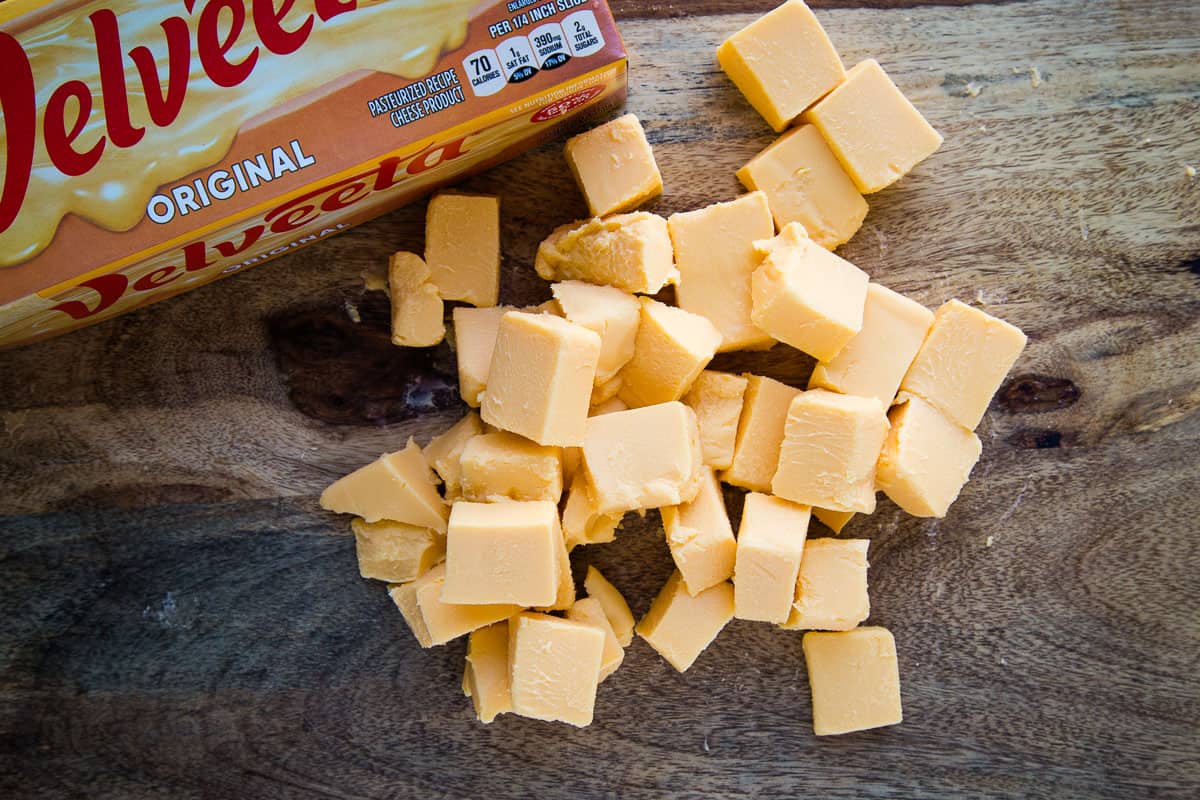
320,1,1027,735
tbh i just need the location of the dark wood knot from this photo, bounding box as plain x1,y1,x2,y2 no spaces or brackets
997,374,1081,413
1006,428,1075,449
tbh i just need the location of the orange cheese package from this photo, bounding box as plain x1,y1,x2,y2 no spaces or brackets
0,0,628,348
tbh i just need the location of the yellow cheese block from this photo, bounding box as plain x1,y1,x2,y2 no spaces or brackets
564,113,663,217
773,390,889,514
442,501,563,607
464,621,512,723
813,507,855,535
416,564,523,646
535,212,678,294
661,469,737,596
809,283,934,407
388,579,434,648
481,312,602,447
534,522,576,613
351,518,444,583
424,192,500,307
782,538,870,631
566,597,626,682
551,280,641,385
751,222,869,361
459,431,563,504
388,251,445,347
682,370,749,471
451,306,514,407
668,191,775,351
508,612,605,727
721,374,800,492
636,571,734,673
562,472,621,551
900,299,1028,431
803,627,902,735
802,59,943,194
733,493,810,623
424,411,484,499
717,0,846,132
876,394,982,518
737,124,868,250
618,297,723,408
320,438,449,532
584,566,635,647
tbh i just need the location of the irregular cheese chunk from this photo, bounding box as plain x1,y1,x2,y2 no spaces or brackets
809,283,934,407
425,192,500,307
562,473,621,551
564,113,663,217
717,0,845,132
668,192,775,351
388,578,434,648
351,518,444,583
721,375,800,492
405,564,522,646
590,374,624,406
320,438,449,532
737,124,868,250
773,391,889,513
582,402,705,515
661,469,737,596
803,627,903,735
782,538,869,631
733,493,810,623
584,566,635,647
388,251,445,347
876,394,982,517
618,298,723,408
751,222,869,361
899,299,1028,430
802,59,943,194
464,621,512,723
682,370,749,471
535,212,677,294
813,507,855,534
452,306,513,407
590,395,629,416
442,501,563,607
535,525,577,613
459,431,563,503
425,411,484,499
566,596,625,681
508,612,605,727
481,312,602,447
551,280,641,385
636,571,734,673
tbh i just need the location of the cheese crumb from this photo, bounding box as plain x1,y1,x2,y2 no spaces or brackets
1186,165,1197,178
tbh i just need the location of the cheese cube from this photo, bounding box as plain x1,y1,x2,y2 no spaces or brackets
590,395,628,416
737,124,868,250
682,370,749,471
661,469,737,596
717,0,845,132
813,507,855,534
562,473,621,551
425,411,484,499
459,431,563,503
388,251,445,347
535,212,677,294
721,375,800,492
564,113,663,217
782,538,869,631
452,306,513,407
900,299,1028,430
618,298,723,408
803,627,902,735
668,191,775,351
751,222,870,361
442,501,563,607
351,518,444,583
773,391,889,513
403,564,522,646
809,283,934,407
636,571,734,672
481,312,602,447
320,438,449,532
566,596,625,681
464,621,512,723
551,280,641,385
590,374,624,406
802,59,943,194
388,578,434,648
509,612,605,727
425,192,500,307
876,395,982,517
582,401,705,515
584,566,635,647
733,493,810,623
535,531,577,613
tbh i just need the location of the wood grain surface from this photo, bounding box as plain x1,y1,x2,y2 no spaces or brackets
2,0,1199,797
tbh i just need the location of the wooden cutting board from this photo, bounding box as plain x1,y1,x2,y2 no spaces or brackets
1,1,1197,797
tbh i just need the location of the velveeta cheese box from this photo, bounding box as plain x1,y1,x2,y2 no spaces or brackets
0,0,628,348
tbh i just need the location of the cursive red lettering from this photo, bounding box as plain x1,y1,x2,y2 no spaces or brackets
44,81,104,177
197,0,259,87
128,16,191,127
0,32,37,233
406,135,472,175
89,10,145,148
132,266,183,291
212,224,265,258
254,0,313,55
49,273,129,320
314,0,357,22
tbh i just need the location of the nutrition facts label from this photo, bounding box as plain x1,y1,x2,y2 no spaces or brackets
466,7,606,97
